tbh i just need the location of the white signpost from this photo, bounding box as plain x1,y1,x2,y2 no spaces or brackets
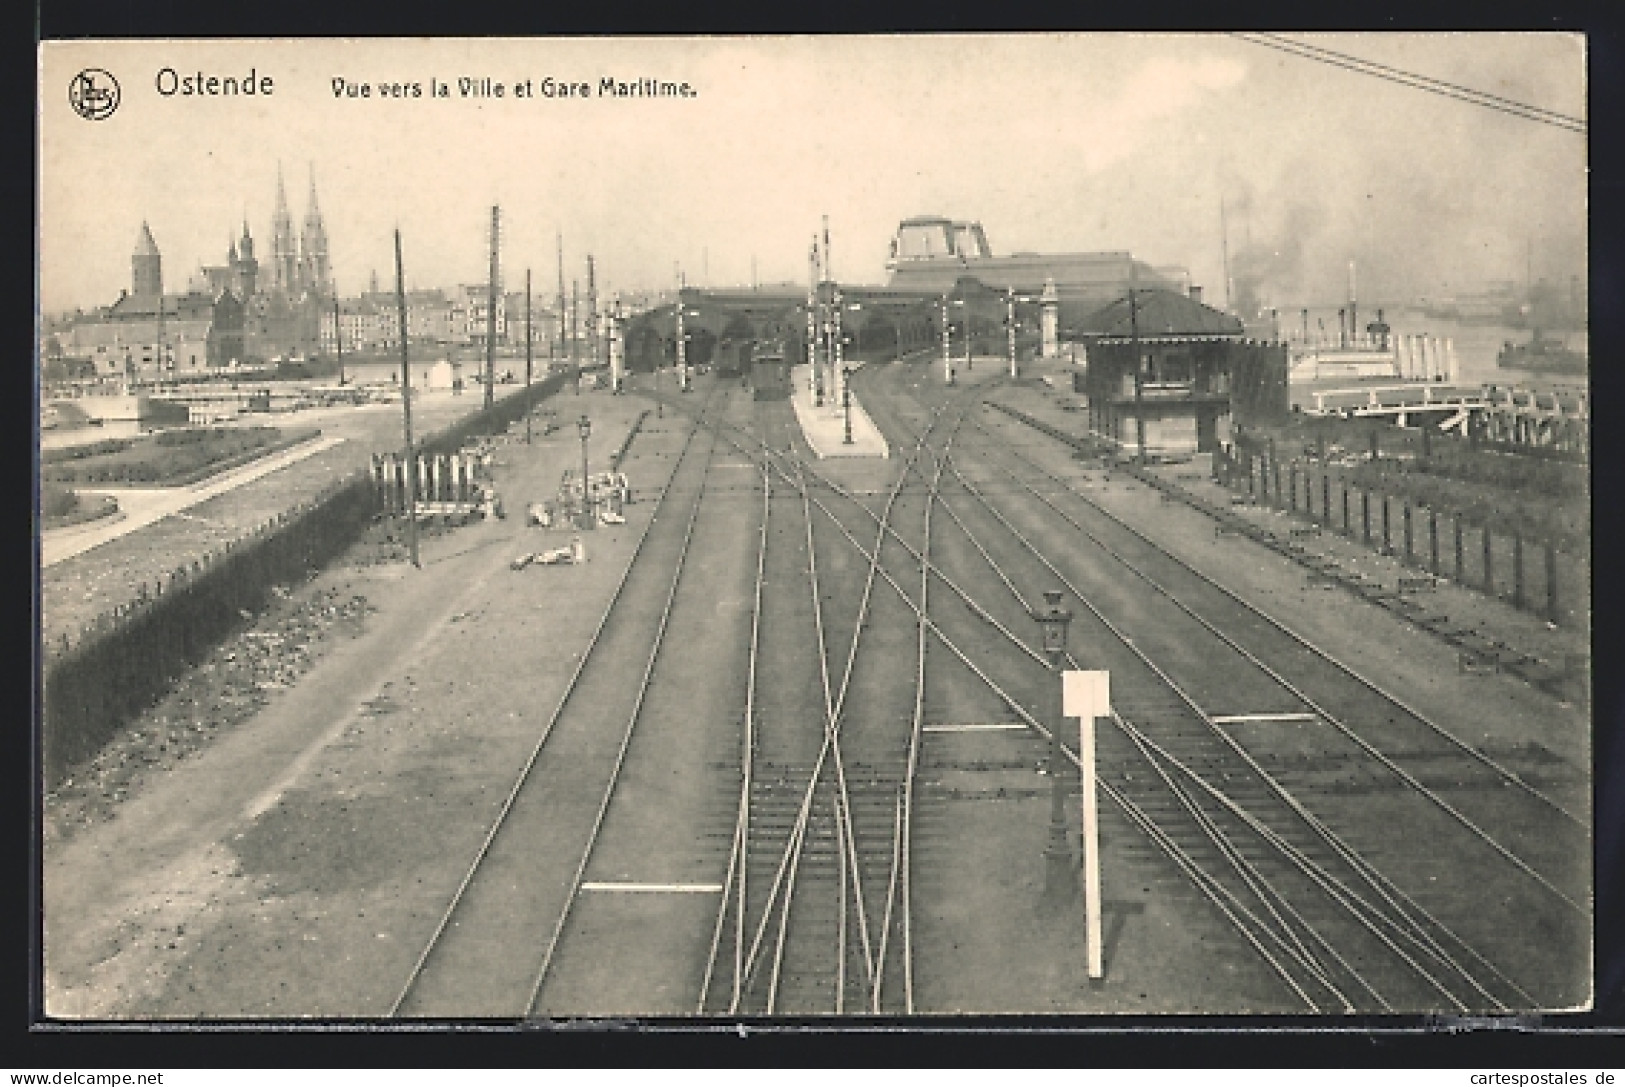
1063,669,1110,980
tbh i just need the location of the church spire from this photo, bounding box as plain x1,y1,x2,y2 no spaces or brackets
300,162,331,298
271,161,298,296
132,220,162,297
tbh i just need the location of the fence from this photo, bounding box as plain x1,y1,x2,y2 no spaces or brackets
41,372,572,788
1216,441,1588,631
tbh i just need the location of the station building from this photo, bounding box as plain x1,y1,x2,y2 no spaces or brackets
1071,287,1289,458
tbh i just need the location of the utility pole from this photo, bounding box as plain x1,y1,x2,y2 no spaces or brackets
571,278,580,379
587,254,599,368
333,295,345,385
1130,282,1147,463
1007,288,1018,379
556,230,566,361
524,268,533,444
808,237,822,406
394,228,420,569
485,205,500,411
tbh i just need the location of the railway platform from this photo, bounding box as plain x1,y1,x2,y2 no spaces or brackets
788,363,890,458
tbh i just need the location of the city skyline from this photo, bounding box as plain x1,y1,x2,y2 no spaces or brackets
40,34,1585,316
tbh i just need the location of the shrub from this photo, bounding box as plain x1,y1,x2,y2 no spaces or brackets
42,484,78,519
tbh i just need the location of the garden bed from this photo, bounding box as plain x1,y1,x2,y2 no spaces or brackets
40,485,119,531
41,426,322,487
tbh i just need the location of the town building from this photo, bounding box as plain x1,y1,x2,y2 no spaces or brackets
50,166,334,383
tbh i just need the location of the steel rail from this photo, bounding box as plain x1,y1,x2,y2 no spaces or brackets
872,385,1393,1009
697,461,770,1014
1116,714,1514,1011
522,413,726,1015
1098,774,1322,1011
1114,718,1363,1010
936,426,1528,1007
658,380,1475,1011
961,421,1587,915
741,410,950,1009
386,387,722,1018
977,409,1586,830
888,381,1526,1009
868,398,964,1012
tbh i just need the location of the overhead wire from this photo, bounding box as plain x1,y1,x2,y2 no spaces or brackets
1233,32,1585,134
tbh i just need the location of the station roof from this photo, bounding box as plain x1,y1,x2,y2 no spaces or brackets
1072,288,1243,340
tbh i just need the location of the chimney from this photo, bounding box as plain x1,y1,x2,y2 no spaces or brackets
1188,284,1203,304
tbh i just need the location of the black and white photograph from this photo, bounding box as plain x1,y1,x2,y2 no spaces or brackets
36,33,1592,1021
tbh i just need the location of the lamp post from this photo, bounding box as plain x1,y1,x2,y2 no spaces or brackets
1034,589,1074,900
577,414,594,529
842,366,854,445
940,295,954,385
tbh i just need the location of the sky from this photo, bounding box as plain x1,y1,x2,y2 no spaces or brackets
38,33,1587,316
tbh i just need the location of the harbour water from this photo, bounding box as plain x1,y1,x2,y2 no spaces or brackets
1271,305,1587,390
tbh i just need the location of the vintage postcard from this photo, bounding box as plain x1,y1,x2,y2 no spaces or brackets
37,34,1590,1021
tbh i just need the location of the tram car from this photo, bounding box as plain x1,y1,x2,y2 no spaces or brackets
714,339,753,380
749,340,791,401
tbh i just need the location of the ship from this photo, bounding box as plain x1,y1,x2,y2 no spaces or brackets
1496,330,1587,376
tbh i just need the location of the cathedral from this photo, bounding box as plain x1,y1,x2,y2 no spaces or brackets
51,165,336,379
193,164,332,362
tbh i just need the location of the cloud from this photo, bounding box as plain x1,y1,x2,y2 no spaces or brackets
1077,55,1247,172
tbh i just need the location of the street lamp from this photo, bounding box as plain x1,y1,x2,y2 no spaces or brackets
577,414,594,529
1033,589,1075,900
842,366,854,445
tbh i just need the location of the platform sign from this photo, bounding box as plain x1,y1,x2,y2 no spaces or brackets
1062,669,1108,981
1063,669,1110,722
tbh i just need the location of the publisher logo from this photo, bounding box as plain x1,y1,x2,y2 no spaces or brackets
69,68,120,120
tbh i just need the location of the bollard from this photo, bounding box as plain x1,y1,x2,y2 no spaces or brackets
1546,541,1560,625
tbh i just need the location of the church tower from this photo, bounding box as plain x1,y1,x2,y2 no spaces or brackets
270,164,298,297
300,165,331,299
235,217,259,298
132,220,162,297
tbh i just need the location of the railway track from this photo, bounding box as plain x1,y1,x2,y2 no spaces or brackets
694,393,975,1014
849,366,1586,1011
389,386,744,1017
964,407,1590,901
473,363,1589,1014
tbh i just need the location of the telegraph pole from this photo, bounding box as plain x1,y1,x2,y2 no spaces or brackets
1130,285,1147,463
333,295,345,385
587,254,599,368
1007,288,1018,379
485,205,500,411
571,278,580,388
556,230,567,361
524,268,533,444
394,228,420,569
